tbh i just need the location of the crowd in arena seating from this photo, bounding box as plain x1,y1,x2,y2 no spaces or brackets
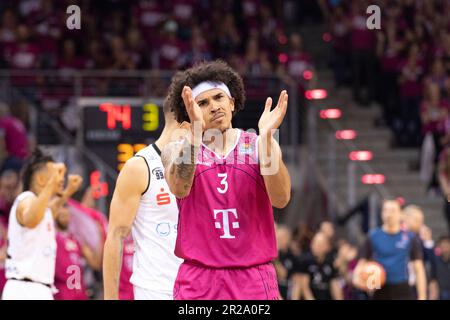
327,0,450,148
326,0,450,233
275,215,450,300
0,0,316,137
0,1,314,87
2,0,450,300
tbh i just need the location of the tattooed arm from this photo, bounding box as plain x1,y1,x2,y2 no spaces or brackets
162,85,205,198
162,136,199,198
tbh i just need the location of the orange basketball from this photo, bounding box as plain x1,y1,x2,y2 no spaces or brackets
357,261,387,291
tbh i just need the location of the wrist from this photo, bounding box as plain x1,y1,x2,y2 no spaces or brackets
259,128,272,139
186,130,202,148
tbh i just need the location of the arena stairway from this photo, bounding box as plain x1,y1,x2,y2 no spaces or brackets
299,23,448,238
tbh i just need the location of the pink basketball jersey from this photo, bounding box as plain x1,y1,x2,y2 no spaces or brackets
119,236,134,300
54,232,87,300
175,130,277,268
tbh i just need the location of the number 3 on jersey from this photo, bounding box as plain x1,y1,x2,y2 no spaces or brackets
217,173,228,194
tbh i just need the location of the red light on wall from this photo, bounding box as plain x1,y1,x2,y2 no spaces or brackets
336,130,357,140
90,170,109,199
323,32,332,42
99,103,131,130
278,53,288,64
361,174,385,185
349,151,373,161
303,70,314,80
305,89,327,100
320,108,342,119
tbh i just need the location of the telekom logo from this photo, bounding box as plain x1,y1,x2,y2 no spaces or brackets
214,209,239,239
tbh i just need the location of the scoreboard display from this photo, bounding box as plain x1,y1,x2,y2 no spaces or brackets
77,97,164,199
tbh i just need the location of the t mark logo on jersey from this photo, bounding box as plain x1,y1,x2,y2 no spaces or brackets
214,209,239,239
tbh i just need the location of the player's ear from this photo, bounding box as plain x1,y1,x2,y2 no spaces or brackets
230,97,235,112
35,171,46,188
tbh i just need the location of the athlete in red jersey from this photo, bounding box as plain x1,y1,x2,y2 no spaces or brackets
162,60,291,299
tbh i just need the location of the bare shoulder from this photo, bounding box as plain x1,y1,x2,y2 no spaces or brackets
122,156,148,173
116,156,149,193
16,194,36,223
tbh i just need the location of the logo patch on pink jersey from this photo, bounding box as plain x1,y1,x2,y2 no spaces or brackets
238,142,254,155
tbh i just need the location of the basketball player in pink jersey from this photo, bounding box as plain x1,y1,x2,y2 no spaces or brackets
103,100,187,300
162,60,291,300
54,202,103,300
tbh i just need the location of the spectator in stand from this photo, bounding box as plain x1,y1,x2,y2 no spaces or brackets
421,84,449,192
396,44,425,147
425,59,450,95
27,0,62,68
429,236,450,300
285,33,313,85
329,4,351,87
85,39,109,70
438,147,450,234
0,9,18,67
110,36,135,71
212,13,242,61
290,222,314,256
334,239,367,300
0,210,7,296
348,0,376,106
259,4,281,55
132,0,167,45
241,0,261,32
126,28,149,70
274,225,296,300
57,39,85,71
0,170,20,218
156,20,185,70
292,232,343,300
171,0,195,40
0,102,29,173
439,33,450,75
403,205,437,299
178,25,211,69
375,19,405,127
4,24,40,69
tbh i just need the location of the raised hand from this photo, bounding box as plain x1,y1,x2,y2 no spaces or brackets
181,86,205,146
181,86,205,132
66,174,83,196
258,90,288,138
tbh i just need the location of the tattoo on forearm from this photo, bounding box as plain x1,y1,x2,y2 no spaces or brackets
162,139,198,192
174,140,197,182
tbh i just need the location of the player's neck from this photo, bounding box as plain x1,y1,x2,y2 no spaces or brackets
154,123,179,150
204,127,238,156
30,184,42,196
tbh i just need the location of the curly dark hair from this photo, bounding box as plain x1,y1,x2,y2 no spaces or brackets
166,60,246,123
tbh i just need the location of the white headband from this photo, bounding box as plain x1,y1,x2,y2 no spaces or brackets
191,81,232,100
